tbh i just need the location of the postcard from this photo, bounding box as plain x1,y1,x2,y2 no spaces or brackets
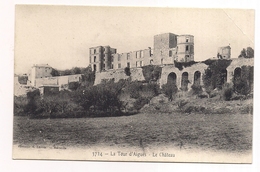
13,5,254,163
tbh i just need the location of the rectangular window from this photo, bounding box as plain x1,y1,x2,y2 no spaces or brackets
118,63,121,69
141,51,144,58
94,49,96,54
118,56,121,61
127,53,130,60
140,61,143,66
103,64,105,69
111,64,113,69
186,38,189,42
169,50,172,57
127,62,130,68
186,45,189,51
136,61,138,67
94,56,96,62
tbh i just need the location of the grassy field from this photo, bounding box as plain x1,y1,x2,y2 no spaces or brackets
13,111,252,153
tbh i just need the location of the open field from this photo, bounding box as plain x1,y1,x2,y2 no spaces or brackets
13,111,252,153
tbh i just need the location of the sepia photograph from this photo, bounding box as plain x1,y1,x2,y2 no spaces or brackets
12,5,254,163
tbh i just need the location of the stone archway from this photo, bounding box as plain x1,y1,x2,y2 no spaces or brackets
181,72,189,91
234,67,241,79
194,71,201,86
167,72,177,85
220,69,227,86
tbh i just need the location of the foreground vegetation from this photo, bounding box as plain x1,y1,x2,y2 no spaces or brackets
13,111,252,152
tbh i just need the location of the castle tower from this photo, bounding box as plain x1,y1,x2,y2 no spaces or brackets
89,46,117,72
217,46,231,59
176,35,194,62
153,33,178,65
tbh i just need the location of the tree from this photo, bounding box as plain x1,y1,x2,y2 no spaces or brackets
81,65,95,86
124,67,131,76
72,67,81,74
18,75,28,84
63,69,72,75
232,66,254,95
238,47,254,58
51,68,60,76
247,47,254,58
161,83,178,101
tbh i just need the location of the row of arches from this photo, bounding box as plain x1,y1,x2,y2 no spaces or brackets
166,69,229,91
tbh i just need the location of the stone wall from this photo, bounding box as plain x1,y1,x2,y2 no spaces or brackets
160,63,208,89
94,67,145,85
160,58,254,89
34,74,82,89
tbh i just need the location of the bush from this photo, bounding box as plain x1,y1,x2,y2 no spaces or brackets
177,99,188,110
24,89,40,115
133,97,150,110
142,65,162,82
232,66,253,96
124,67,131,76
191,84,203,95
14,96,27,116
68,82,81,91
161,83,178,101
73,80,125,115
174,61,197,70
221,83,233,101
202,59,232,91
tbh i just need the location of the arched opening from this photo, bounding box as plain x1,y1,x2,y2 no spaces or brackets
220,69,227,86
234,67,241,80
167,72,177,85
181,72,189,91
194,71,201,86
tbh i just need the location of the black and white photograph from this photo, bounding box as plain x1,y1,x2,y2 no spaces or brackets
12,5,255,163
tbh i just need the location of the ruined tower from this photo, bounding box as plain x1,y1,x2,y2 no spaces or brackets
176,35,194,62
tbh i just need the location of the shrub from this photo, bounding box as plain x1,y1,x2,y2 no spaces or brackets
191,84,203,95
142,65,162,82
18,75,28,84
24,89,40,115
14,96,27,116
124,67,131,76
133,97,149,110
124,81,143,98
232,66,253,95
177,99,188,110
222,83,233,101
73,80,125,115
161,83,178,101
202,59,232,91
68,82,81,91
174,61,198,70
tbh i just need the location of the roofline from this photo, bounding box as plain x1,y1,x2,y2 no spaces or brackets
177,34,194,37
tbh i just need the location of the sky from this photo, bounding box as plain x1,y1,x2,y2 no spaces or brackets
14,5,255,74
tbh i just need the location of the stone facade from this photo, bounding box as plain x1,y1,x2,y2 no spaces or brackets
160,58,254,90
94,67,145,85
89,33,195,73
176,35,194,62
34,74,82,89
89,46,117,72
217,46,231,59
28,64,52,87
